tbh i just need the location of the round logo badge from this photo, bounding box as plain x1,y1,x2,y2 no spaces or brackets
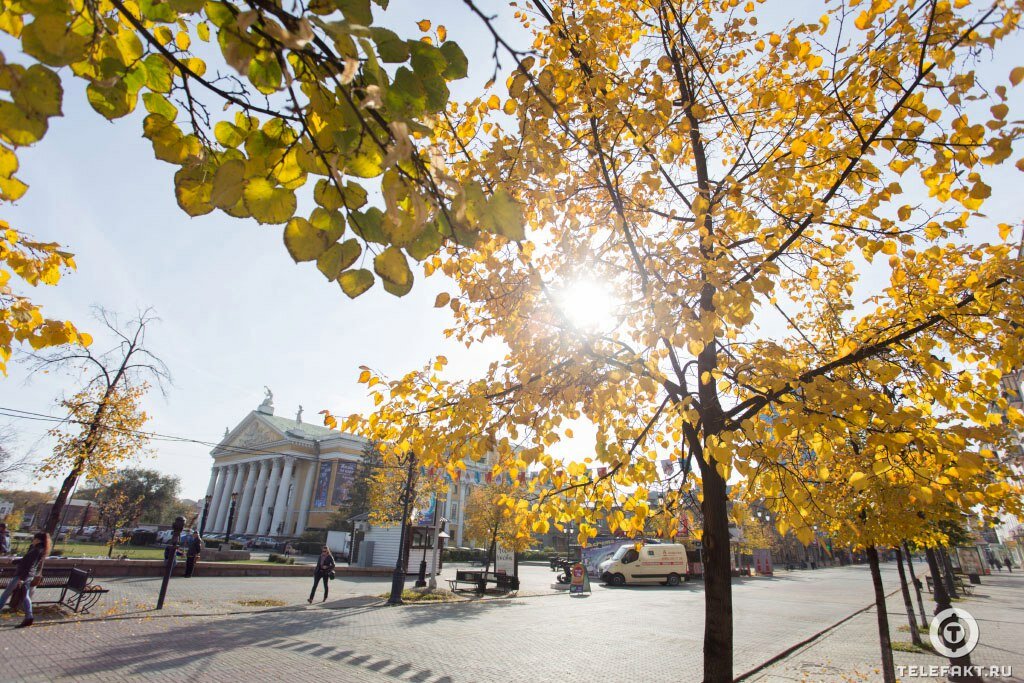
929,607,980,658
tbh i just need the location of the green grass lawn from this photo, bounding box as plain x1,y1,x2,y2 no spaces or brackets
47,541,166,560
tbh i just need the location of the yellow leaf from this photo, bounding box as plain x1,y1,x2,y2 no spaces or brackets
434,292,450,308
849,472,869,491
417,19,431,31
1011,66,1024,87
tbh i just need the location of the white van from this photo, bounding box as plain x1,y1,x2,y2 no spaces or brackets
599,543,689,586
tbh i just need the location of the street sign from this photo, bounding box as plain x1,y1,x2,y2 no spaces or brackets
495,544,515,575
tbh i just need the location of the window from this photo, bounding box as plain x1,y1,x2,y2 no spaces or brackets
622,549,639,564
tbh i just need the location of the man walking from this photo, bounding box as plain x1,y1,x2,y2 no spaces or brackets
185,529,203,578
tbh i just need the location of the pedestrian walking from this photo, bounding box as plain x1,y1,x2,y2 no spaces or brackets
0,524,9,555
308,545,335,604
1005,558,1013,573
0,531,51,628
185,529,203,578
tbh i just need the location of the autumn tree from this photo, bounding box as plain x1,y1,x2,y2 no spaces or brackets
322,2,1024,680
744,359,1022,683
95,487,144,557
0,229,85,373
463,482,534,573
32,309,168,535
0,0,526,306
0,425,32,484
83,467,183,525
363,446,447,529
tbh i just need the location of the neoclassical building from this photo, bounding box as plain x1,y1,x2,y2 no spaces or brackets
200,390,505,543
200,391,366,538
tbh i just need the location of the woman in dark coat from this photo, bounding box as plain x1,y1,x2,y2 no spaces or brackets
0,531,51,627
308,545,335,603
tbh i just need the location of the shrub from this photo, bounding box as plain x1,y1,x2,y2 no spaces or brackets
268,553,295,565
299,529,327,544
296,541,324,556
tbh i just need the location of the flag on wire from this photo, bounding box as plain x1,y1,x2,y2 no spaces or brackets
661,459,674,475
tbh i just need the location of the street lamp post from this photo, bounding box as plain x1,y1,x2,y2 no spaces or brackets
225,492,239,545
156,515,185,610
387,453,417,606
199,495,213,537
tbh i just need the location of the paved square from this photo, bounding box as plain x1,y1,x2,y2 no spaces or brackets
0,562,1020,682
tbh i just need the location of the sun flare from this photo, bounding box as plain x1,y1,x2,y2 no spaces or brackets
554,279,619,331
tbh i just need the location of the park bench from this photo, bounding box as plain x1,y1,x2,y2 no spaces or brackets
448,570,487,592
0,566,109,614
447,569,520,593
925,573,975,597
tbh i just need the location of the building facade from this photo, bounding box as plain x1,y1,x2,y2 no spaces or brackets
202,391,507,543
200,392,366,538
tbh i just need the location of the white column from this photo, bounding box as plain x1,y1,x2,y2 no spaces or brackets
293,461,318,535
269,456,295,536
283,465,301,536
213,464,238,532
234,463,260,535
204,466,225,532
204,468,219,498
456,480,467,546
225,463,248,536
258,458,283,535
245,461,271,534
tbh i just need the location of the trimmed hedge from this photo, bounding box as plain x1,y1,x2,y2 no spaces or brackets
268,553,295,564
296,541,323,556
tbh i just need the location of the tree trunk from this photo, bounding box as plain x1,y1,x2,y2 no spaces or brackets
940,548,960,599
925,548,979,683
903,542,929,627
894,546,923,646
866,546,896,683
699,458,733,682
44,459,85,536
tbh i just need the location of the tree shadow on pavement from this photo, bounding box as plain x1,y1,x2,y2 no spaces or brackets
393,596,519,629
53,607,389,679
52,595,501,681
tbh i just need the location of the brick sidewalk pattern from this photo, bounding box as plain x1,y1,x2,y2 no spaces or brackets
0,562,1019,682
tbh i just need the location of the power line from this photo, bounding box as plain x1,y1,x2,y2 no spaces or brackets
0,405,353,461
0,405,414,475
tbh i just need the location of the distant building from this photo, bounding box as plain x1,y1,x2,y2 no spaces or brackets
202,390,502,544
201,391,365,539
33,499,96,529
0,499,13,519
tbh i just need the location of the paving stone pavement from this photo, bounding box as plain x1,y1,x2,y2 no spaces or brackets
746,570,1024,683
1,561,1016,682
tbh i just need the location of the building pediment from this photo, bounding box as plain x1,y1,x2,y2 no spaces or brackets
231,419,281,450
213,413,288,457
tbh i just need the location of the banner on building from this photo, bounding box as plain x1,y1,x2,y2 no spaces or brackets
330,461,358,506
313,461,332,508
